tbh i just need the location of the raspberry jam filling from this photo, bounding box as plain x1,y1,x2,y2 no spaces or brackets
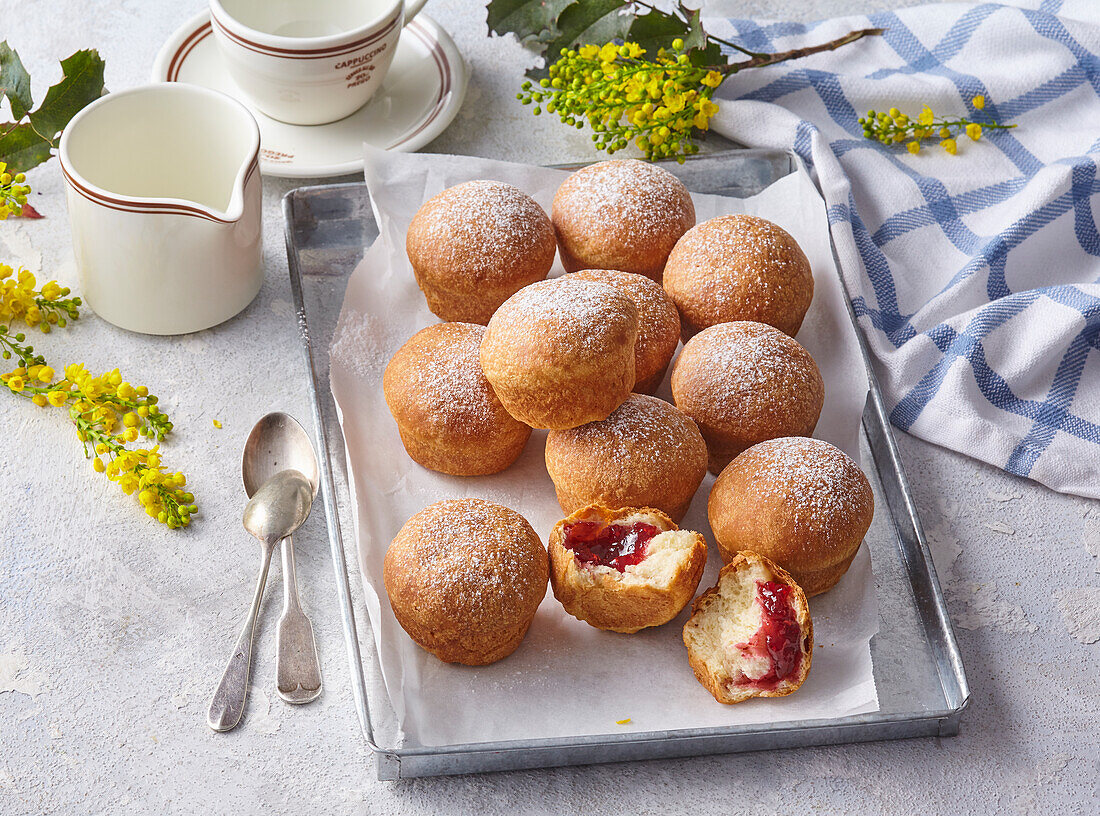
734,580,803,689
561,520,659,572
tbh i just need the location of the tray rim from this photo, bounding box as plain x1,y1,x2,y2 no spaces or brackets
281,151,970,780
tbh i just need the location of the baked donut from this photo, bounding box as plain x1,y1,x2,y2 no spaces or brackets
480,277,638,430
682,550,813,703
552,160,695,281
549,504,707,633
569,269,680,394
708,437,874,596
383,323,531,475
383,498,548,665
406,180,556,324
545,394,707,523
671,321,824,474
663,214,814,339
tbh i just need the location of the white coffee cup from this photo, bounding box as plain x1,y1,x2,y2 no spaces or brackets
209,0,428,125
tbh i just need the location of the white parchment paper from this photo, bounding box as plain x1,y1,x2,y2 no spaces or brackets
328,146,879,747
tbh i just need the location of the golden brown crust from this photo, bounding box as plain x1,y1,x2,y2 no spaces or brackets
671,321,824,474
544,394,708,523
569,269,681,394
663,214,814,339
552,160,696,281
683,551,813,704
707,437,874,597
383,498,549,665
406,180,556,324
480,277,638,430
383,323,532,475
548,504,707,633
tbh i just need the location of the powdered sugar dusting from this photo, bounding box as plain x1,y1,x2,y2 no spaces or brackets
390,324,495,430
680,322,820,424
402,498,543,619
744,437,870,527
670,214,810,307
331,309,388,380
410,180,552,279
555,160,693,244
570,269,678,373
492,277,635,355
564,394,699,471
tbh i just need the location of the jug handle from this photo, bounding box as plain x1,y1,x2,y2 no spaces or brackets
403,0,429,25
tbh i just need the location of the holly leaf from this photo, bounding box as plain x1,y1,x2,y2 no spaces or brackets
0,42,33,121
626,4,721,66
525,0,631,78
679,3,709,53
28,49,105,147
488,0,576,44
0,123,52,172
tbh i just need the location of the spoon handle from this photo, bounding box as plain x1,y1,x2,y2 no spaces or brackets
276,534,323,704
208,543,274,732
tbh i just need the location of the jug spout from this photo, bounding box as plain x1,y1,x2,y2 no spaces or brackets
60,83,261,223
219,151,260,223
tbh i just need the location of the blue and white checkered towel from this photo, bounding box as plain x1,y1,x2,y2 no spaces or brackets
707,0,1100,498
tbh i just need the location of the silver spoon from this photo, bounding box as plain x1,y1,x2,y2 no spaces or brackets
241,413,323,705
207,468,314,732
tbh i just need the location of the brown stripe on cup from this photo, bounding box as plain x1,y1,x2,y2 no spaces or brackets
389,21,450,149
167,21,214,81
210,8,402,60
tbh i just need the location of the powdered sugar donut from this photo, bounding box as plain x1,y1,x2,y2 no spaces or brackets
552,160,695,281
663,214,814,339
480,277,639,430
406,180,556,324
671,321,824,474
383,322,531,475
545,394,708,523
569,269,681,394
383,498,549,665
708,438,874,596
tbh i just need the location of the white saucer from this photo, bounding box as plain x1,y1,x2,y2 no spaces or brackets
152,10,468,178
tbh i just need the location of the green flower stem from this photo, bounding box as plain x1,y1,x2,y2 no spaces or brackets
860,103,1017,153
12,376,171,441
70,411,193,527
0,326,44,367
876,117,1015,141
33,295,82,328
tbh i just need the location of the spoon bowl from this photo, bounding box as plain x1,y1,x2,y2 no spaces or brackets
243,412,320,499
242,468,314,545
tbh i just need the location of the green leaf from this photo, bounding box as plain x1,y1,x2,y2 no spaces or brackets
0,42,33,121
0,123,52,172
626,5,721,66
487,0,575,44
681,5,724,67
28,49,105,147
543,0,631,68
679,4,711,53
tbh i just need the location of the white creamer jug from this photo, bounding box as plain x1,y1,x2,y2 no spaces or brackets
59,83,263,335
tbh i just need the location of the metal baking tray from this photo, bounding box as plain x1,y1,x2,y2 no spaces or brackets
282,149,969,780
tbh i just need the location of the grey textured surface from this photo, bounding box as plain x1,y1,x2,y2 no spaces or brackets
0,0,1096,813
